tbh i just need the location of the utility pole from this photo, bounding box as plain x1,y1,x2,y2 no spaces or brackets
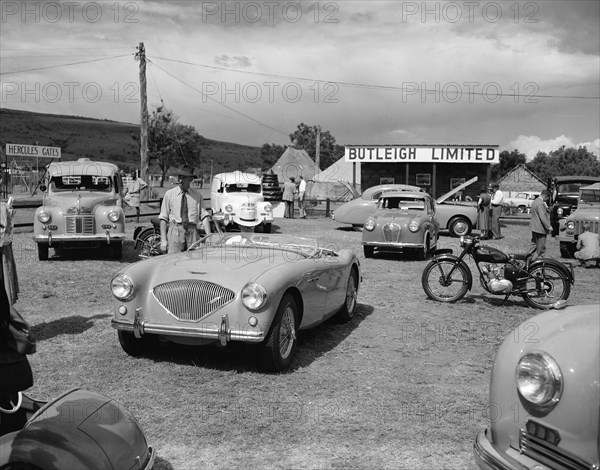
136,42,149,193
315,128,321,170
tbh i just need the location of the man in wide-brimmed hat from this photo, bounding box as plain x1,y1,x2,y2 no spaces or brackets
159,166,211,253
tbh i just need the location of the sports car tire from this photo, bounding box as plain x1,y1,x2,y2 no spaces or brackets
118,331,155,357
364,246,374,258
260,293,298,372
448,216,472,237
336,269,358,323
37,243,49,261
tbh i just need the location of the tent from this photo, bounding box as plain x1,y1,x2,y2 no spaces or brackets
269,147,319,182
309,156,361,201
313,156,361,187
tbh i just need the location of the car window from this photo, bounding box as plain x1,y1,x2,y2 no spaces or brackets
50,175,112,192
380,197,424,210
225,183,261,193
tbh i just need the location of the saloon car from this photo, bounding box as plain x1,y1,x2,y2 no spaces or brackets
474,304,599,470
557,182,600,258
33,158,126,260
548,176,600,236
332,183,477,237
111,233,361,372
362,191,438,259
503,191,540,213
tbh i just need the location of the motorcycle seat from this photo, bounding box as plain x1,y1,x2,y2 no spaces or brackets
510,253,532,261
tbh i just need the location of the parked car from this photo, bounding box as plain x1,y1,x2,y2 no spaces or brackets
362,191,439,259
556,182,600,258
211,171,274,232
333,181,478,237
473,304,599,470
111,232,361,372
33,158,126,260
502,191,540,213
548,176,600,235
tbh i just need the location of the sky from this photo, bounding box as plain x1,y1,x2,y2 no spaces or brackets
1,0,599,159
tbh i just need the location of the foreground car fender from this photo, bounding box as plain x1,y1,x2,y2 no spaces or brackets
474,305,599,470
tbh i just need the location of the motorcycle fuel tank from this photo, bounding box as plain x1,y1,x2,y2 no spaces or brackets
473,245,510,263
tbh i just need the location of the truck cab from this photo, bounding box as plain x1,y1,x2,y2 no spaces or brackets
557,182,600,257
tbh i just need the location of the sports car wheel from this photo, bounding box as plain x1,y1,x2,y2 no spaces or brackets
118,331,155,357
364,246,374,258
260,293,298,372
448,216,472,237
336,268,358,323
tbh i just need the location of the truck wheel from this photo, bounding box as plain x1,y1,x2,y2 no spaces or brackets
38,244,49,261
559,241,576,258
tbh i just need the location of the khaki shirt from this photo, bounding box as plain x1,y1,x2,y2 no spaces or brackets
159,186,208,225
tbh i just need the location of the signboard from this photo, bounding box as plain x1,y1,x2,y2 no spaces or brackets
5,143,61,159
344,145,499,164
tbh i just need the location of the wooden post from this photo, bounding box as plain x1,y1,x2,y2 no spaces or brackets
315,128,321,170
136,42,149,196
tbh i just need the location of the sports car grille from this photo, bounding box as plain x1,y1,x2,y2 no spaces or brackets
519,428,591,470
152,280,235,321
383,223,401,242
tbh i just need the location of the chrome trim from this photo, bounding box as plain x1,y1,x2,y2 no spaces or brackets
519,428,592,470
143,446,156,470
34,234,126,243
383,223,401,242
219,314,230,346
111,318,265,343
473,429,519,470
362,241,424,248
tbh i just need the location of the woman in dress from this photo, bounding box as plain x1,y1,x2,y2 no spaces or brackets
477,185,491,239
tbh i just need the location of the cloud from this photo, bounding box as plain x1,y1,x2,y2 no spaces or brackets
213,55,252,68
508,135,600,160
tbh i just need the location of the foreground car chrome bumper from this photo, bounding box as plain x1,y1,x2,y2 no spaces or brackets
34,234,126,244
362,241,424,248
474,429,552,470
111,314,265,344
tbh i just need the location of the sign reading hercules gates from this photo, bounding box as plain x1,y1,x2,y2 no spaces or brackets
6,143,61,159
344,145,499,164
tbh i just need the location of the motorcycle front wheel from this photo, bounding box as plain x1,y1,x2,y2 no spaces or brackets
522,264,570,309
139,232,162,259
422,259,470,302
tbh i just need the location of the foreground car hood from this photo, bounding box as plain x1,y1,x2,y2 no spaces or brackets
370,208,421,220
45,193,118,208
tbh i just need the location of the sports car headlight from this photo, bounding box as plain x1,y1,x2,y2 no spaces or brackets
38,210,51,223
111,274,135,301
516,351,562,408
566,221,575,230
225,204,233,213
108,210,120,222
409,220,419,232
557,208,563,215
364,220,375,231
242,283,267,310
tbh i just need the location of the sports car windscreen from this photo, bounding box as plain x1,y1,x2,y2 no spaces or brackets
192,233,320,257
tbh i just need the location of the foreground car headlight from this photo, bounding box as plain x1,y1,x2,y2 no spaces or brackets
264,203,272,213
242,283,267,310
108,210,120,222
111,274,135,301
38,210,51,223
566,221,575,230
409,220,419,232
516,351,562,408
225,204,233,213
364,220,375,231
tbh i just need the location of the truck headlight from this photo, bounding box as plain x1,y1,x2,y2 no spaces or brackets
566,221,575,230
111,274,135,301
264,203,272,213
409,220,419,232
242,283,267,310
557,208,563,215
364,220,375,231
516,351,562,408
225,204,233,213
38,211,51,223
108,210,120,222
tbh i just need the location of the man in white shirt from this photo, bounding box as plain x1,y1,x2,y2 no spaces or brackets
297,175,307,219
490,183,504,239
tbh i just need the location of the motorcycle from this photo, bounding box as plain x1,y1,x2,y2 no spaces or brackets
421,235,574,309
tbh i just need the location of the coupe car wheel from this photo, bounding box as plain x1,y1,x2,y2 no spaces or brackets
37,243,49,261
118,331,155,357
336,269,358,323
448,217,472,237
260,293,298,372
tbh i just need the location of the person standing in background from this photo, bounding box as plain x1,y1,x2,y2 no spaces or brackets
477,185,491,239
528,190,552,262
297,175,307,219
124,170,148,223
490,183,504,239
282,177,296,218
0,173,18,305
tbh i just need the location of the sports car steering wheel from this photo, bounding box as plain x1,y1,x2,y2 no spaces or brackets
0,392,23,414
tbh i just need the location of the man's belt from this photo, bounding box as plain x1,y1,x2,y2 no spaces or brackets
491,204,501,207
170,221,196,230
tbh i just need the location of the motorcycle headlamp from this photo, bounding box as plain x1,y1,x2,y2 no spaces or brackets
460,236,473,247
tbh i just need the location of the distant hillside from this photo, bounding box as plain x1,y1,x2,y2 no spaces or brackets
0,108,265,175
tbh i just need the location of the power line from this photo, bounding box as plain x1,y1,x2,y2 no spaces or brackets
150,56,600,101
0,54,134,76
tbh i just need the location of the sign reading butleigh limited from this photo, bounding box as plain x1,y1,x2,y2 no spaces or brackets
5,143,61,159
344,145,499,164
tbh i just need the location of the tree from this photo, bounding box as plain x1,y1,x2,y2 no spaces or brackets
288,123,343,170
261,143,286,167
527,146,600,182
490,149,527,181
148,107,205,186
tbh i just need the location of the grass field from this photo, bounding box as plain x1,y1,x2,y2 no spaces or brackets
9,217,600,470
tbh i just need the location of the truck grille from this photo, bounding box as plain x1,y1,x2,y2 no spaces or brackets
152,280,235,321
519,428,592,470
574,220,599,235
65,215,94,234
383,223,401,242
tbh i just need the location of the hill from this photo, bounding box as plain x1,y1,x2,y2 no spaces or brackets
0,108,264,174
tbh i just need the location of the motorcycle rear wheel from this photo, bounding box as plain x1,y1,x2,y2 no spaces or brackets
522,264,570,309
422,259,470,302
